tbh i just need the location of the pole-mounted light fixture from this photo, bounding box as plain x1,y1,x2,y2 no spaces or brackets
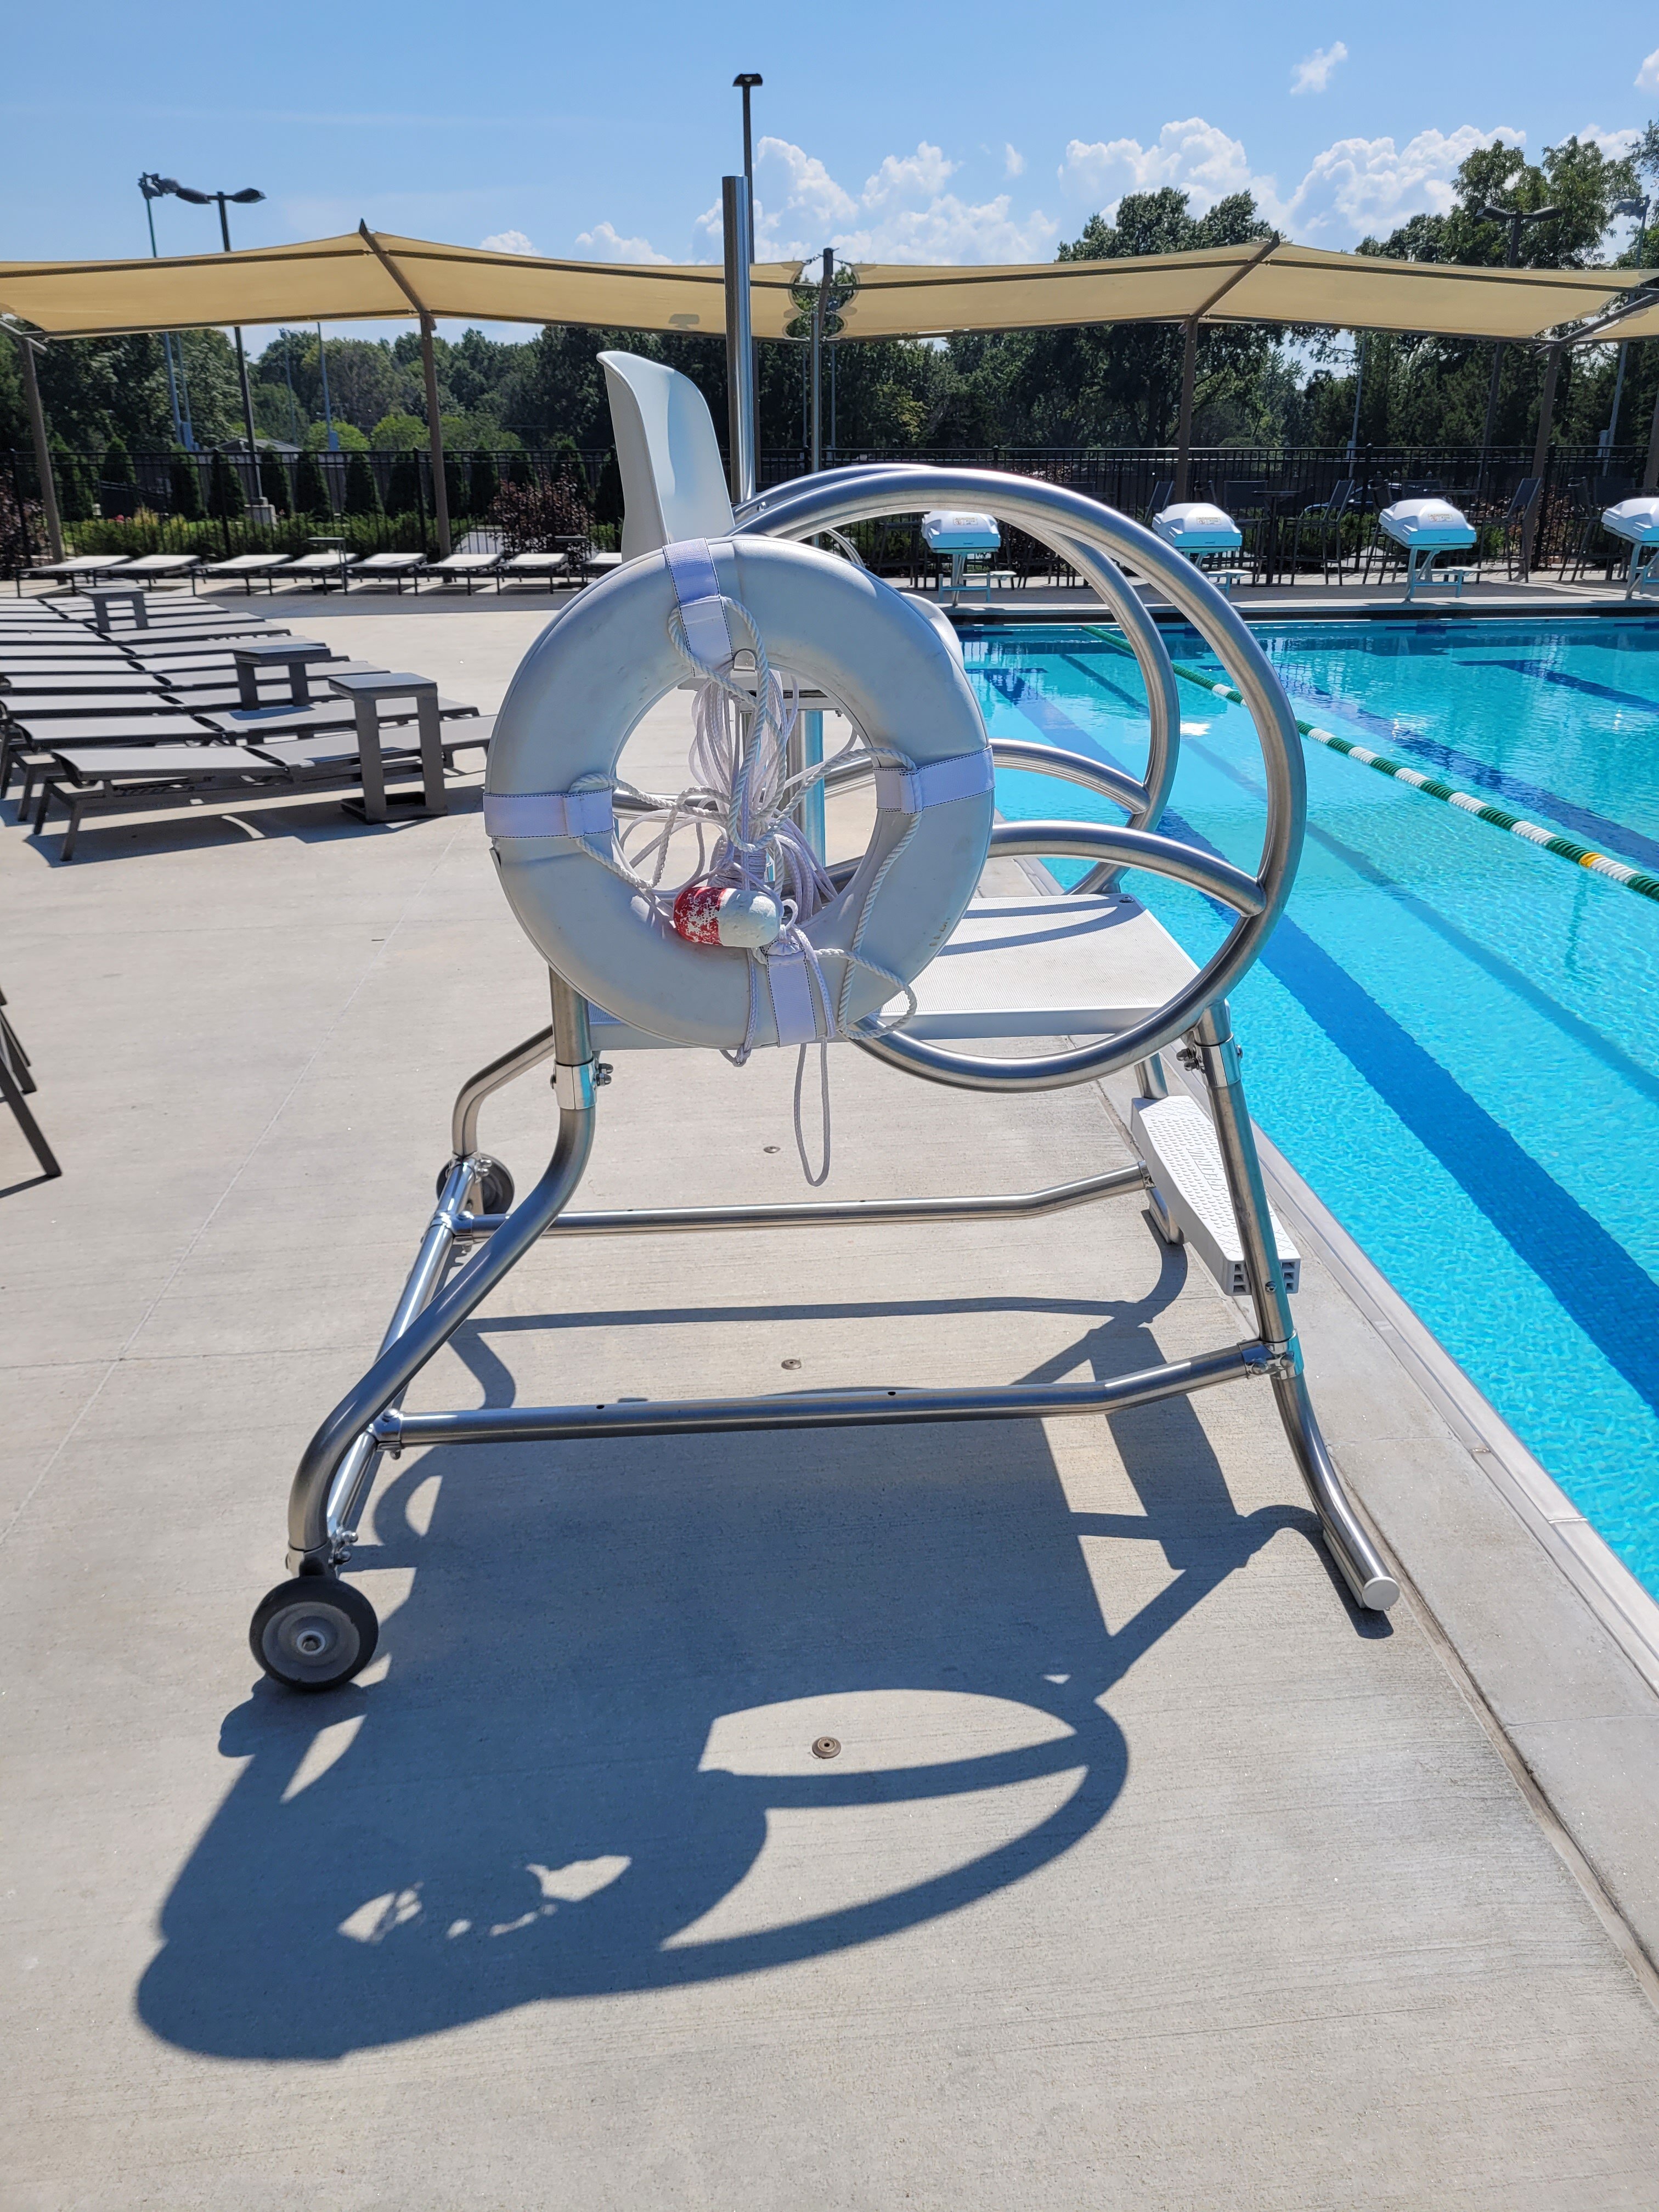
148,178,267,469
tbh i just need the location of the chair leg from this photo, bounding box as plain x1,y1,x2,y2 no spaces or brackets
1191,1000,1398,1611
0,1047,60,1179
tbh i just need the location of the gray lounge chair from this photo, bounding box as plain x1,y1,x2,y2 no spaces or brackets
497,552,570,592
350,553,426,593
199,555,296,596
422,551,503,594
33,743,285,860
274,552,361,591
110,554,205,590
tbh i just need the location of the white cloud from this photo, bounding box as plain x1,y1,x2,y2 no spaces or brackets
574,219,670,263
696,135,1058,266
1290,41,1347,95
1005,143,1026,178
1637,47,1659,90
479,229,534,255
1279,123,1522,234
1580,122,1640,160
1060,114,1522,241
1060,119,1254,209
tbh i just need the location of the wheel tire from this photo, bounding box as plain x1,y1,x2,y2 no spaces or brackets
436,1155,515,1215
250,1576,379,1691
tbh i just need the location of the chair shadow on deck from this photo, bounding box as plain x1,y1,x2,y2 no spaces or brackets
139,1251,1367,2061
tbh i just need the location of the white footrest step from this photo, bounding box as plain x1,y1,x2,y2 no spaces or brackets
1130,1093,1299,1297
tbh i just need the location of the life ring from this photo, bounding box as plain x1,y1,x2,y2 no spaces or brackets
484,536,994,1051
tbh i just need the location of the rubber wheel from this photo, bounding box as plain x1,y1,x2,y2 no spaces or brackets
250,1576,379,1691
436,1155,515,1215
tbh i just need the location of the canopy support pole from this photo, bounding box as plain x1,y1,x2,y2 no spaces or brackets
1521,340,1562,580
809,247,832,474
1173,317,1199,501
358,222,452,557
722,177,756,503
1171,234,1278,505
5,323,64,563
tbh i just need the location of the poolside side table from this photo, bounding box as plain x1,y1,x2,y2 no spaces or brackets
326,671,446,821
230,639,334,709
82,586,149,635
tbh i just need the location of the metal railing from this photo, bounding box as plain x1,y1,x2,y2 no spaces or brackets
3,441,1650,581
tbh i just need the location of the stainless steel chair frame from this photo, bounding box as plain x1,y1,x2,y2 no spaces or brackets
252,470,1400,1692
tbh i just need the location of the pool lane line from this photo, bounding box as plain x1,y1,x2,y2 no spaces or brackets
1085,628,1659,910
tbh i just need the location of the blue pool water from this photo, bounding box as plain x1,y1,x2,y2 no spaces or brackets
963,617,1659,1595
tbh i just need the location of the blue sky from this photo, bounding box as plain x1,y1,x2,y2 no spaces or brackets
5,2,1658,348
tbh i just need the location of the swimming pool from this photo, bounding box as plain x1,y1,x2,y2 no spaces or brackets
964,617,1659,1598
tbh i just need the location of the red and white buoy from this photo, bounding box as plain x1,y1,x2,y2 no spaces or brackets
672,882,783,949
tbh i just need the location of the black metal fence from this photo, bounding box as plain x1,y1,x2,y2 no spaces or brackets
3,440,1651,579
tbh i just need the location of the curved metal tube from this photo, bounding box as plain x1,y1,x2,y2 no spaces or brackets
857,822,1257,1093
741,466,1304,1094
287,1097,595,1560
742,464,1181,837
988,736,1151,820
738,463,1301,902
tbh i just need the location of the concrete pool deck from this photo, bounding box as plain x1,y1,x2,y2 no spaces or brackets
5,592,1659,2207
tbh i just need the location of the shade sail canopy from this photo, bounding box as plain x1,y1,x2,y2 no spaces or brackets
0,229,1648,344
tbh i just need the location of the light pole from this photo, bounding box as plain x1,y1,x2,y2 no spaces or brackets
1476,199,1560,465
154,179,266,470
732,74,762,245
1604,195,1651,464
137,175,194,448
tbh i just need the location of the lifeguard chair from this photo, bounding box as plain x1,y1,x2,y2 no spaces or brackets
248,356,1397,1690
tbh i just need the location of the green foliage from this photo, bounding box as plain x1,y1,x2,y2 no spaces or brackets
50,436,94,522
489,473,591,553
370,412,426,450
101,435,133,481
594,449,623,523
206,448,244,521
443,453,467,517
302,418,370,452
385,452,422,515
343,448,381,516
469,449,500,513
168,454,205,521
258,450,291,515
294,448,332,518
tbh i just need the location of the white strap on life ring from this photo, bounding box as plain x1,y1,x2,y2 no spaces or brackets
485,535,993,1052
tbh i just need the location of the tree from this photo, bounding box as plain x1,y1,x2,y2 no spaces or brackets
168,454,205,521
206,448,245,521
594,449,623,523
444,453,468,518
294,448,332,518
101,435,133,482
343,448,381,516
259,450,291,515
469,448,500,514
302,418,369,452
50,436,94,522
370,412,426,450
385,452,422,515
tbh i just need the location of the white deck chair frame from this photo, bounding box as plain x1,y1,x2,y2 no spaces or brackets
253,458,1398,1692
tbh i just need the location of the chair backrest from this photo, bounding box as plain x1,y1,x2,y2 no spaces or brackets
1327,478,1355,515
599,350,735,561
1506,476,1542,521
1146,477,1174,520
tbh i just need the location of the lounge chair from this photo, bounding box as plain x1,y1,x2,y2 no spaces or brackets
1289,478,1356,584
2,709,220,812
32,743,286,860
349,553,426,593
0,980,61,1181
29,555,134,589
110,554,205,590
1152,501,1251,592
422,552,503,594
497,552,571,592
198,554,296,596
272,551,361,591
1377,498,1477,601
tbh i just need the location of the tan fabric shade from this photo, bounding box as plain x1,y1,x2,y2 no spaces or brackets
822,243,1652,342
0,228,1647,345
